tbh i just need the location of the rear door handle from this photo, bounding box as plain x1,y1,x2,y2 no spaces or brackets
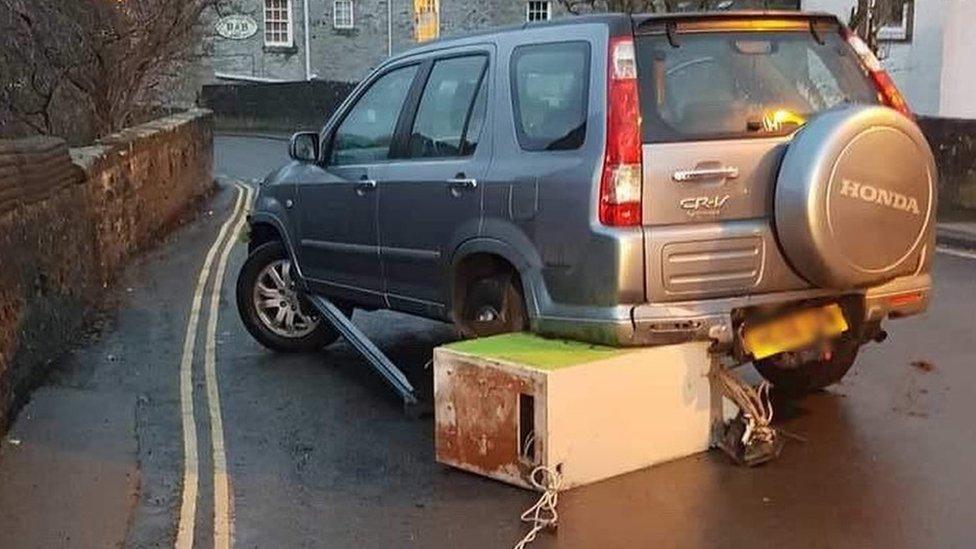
355,179,377,196
446,177,477,189
672,166,739,182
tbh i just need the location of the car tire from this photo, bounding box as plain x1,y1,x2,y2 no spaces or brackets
236,240,343,353
753,333,860,396
456,271,528,338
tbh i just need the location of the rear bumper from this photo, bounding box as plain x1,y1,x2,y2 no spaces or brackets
532,273,932,348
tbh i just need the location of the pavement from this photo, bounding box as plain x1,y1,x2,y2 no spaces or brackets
936,221,976,249
1,134,976,548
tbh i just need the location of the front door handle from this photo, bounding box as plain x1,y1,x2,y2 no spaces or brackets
672,166,739,182
355,179,377,196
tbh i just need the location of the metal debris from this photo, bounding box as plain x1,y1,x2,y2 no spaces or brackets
712,359,785,467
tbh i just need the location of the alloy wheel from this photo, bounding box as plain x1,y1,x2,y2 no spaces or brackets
251,259,319,338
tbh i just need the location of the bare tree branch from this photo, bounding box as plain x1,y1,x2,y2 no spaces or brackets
1,0,223,142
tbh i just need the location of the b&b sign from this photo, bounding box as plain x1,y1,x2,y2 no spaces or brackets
215,15,258,40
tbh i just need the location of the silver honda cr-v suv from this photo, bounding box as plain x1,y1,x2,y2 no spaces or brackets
237,11,935,394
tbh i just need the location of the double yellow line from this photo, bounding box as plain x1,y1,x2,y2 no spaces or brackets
176,183,253,549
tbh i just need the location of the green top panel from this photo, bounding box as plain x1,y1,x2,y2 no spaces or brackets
444,333,632,371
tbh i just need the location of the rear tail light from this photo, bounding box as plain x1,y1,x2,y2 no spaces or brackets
844,30,913,118
887,292,924,307
599,36,644,227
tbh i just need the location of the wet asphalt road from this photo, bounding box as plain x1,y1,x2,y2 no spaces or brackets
2,134,975,548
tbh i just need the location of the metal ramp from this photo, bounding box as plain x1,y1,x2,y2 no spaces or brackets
306,295,420,411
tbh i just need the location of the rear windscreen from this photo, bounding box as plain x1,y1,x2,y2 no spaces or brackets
635,29,880,142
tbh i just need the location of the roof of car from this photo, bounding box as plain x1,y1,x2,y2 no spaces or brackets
388,10,842,62
387,13,628,62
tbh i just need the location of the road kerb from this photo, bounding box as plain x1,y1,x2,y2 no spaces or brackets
937,246,976,261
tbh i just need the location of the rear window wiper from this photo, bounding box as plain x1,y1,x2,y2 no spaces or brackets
636,20,680,48
665,21,680,48
809,21,826,45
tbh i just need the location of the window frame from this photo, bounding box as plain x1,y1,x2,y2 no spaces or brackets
333,0,354,30
398,53,490,161
323,62,423,167
263,0,294,48
509,40,592,152
525,0,551,22
877,0,914,42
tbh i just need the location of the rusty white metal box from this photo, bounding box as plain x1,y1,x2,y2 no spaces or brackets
434,334,716,491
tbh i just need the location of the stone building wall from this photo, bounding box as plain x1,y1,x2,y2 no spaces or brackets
209,0,571,83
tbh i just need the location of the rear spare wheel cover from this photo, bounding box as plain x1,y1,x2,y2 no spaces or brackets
774,105,935,288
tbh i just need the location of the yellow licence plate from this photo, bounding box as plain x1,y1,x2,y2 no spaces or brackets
743,304,849,360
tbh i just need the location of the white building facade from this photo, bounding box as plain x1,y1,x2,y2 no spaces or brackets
803,0,976,119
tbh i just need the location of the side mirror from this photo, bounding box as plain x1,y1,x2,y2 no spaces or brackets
288,132,319,162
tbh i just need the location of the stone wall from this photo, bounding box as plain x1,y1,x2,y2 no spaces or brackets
0,109,213,430
919,116,976,213
200,80,355,133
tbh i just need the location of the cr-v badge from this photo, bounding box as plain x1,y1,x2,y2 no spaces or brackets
680,194,731,216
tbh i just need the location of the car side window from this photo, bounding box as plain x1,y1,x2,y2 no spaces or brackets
407,55,488,159
461,79,487,156
330,64,418,166
510,41,590,151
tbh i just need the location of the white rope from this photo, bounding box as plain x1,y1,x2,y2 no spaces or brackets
521,430,536,460
513,465,561,549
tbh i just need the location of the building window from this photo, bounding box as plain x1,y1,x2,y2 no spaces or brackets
526,1,551,22
877,0,914,42
264,0,292,47
334,0,354,29
414,0,439,43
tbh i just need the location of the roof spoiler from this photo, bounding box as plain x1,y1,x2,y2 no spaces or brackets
633,11,842,36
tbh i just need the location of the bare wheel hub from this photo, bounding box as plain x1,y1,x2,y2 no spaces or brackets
476,305,500,323
252,259,319,338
